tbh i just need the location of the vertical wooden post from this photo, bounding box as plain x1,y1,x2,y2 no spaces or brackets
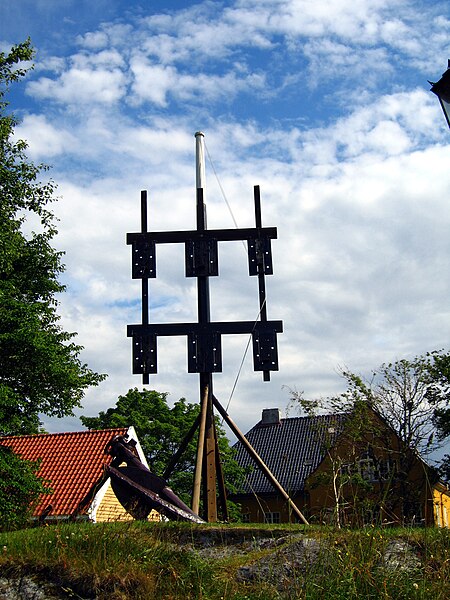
214,421,229,521
140,191,149,385
203,380,217,521
194,133,218,521
192,384,208,515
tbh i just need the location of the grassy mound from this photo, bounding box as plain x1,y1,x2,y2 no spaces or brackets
0,522,449,599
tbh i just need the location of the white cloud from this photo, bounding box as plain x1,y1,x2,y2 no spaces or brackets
231,0,394,41
7,0,450,445
129,54,266,107
15,114,77,158
76,30,109,50
129,59,176,106
27,51,127,105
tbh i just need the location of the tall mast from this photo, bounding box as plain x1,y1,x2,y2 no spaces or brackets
195,131,206,191
192,131,218,520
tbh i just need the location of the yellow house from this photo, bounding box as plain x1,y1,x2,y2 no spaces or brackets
230,407,450,527
0,427,159,523
434,482,450,528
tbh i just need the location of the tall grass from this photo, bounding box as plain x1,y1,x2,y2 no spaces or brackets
0,522,449,599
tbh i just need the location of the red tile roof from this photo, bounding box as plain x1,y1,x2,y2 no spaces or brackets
0,428,128,518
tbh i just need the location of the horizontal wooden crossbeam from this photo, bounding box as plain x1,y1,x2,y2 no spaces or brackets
127,226,277,245
127,320,283,337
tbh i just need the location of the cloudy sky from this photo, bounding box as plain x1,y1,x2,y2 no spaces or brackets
2,0,450,445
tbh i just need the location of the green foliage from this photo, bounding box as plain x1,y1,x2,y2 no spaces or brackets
0,445,50,531
81,388,245,510
81,389,198,499
440,455,450,483
289,352,450,457
337,359,440,456
0,41,106,435
288,358,446,527
425,350,450,441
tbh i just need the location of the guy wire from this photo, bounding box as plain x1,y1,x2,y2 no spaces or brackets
223,299,267,419
204,140,268,423
205,141,247,252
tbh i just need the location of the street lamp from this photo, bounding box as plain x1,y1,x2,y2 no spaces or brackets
429,60,450,130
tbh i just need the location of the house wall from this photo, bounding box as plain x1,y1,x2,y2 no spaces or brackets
93,481,161,522
95,482,134,522
306,413,437,527
235,493,307,524
433,486,450,528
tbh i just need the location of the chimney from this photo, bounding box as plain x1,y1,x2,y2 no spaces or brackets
261,408,281,426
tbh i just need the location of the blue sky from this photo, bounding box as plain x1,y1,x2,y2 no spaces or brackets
2,1,450,454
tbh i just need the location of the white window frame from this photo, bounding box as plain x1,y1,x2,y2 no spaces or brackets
264,511,280,524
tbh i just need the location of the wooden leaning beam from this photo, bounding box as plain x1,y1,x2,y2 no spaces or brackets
212,395,309,525
192,384,209,515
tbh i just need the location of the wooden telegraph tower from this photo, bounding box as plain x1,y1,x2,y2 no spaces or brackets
127,133,308,523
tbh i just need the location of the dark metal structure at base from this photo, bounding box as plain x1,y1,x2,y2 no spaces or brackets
106,436,204,524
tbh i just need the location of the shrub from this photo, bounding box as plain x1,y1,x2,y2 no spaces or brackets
0,445,50,531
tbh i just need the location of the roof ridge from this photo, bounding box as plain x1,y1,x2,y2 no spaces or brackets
256,413,346,426
281,412,343,420
0,427,128,441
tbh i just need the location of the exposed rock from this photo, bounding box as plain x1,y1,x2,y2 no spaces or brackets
176,528,304,560
0,575,64,600
236,537,323,588
0,573,92,600
381,539,422,572
235,536,422,590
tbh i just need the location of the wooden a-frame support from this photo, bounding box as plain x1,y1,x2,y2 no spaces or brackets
163,391,309,525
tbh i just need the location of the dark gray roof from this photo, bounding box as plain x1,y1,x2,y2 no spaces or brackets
233,414,346,495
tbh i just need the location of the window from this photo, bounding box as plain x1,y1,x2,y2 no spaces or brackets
358,457,376,482
357,453,396,483
264,512,280,524
340,454,396,483
377,458,396,481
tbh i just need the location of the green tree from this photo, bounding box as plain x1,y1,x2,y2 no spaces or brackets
80,388,245,513
288,354,450,525
334,362,448,523
288,390,390,527
424,350,450,441
339,358,443,457
0,40,105,436
0,445,50,531
423,350,450,482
